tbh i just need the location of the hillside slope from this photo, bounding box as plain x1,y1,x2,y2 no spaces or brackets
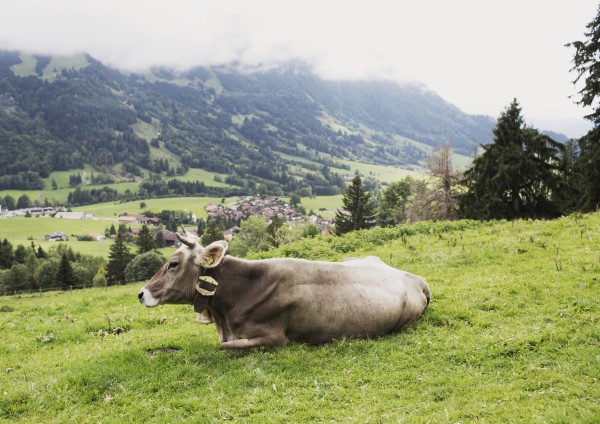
0,51,497,195
1,212,598,421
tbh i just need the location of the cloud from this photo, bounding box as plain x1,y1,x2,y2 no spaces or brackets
0,0,597,137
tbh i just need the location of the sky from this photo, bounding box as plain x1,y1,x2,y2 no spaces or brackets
1,0,598,138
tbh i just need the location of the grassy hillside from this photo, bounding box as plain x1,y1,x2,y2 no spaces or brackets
1,213,598,422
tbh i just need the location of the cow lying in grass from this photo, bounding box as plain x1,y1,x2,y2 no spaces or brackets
138,230,430,349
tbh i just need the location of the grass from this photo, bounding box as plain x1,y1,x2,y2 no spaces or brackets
10,53,89,80
10,54,37,77
177,168,239,189
72,196,227,219
297,195,343,218
0,212,598,422
0,216,127,258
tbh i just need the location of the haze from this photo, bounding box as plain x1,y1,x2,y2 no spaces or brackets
1,0,597,137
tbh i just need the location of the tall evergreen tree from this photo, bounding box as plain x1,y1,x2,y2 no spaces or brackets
335,176,376,235
459,99,565,219
106,235,133,285
55,253,76,290
13,245,27,264
567,5,600,211
137,224,155,254
24,250,39,289
0,238,14,269
155,230,166,248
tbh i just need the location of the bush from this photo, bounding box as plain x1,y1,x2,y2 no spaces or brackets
250,219,486,260
125,251,166,283
92,273,107,287
37,260,59,290
73,264,93,288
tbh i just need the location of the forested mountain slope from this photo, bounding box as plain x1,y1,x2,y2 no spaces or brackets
0,51,497,195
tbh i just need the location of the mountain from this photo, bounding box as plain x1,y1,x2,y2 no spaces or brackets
0,50,497,196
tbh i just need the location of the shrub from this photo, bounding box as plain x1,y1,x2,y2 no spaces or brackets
125,251,166,283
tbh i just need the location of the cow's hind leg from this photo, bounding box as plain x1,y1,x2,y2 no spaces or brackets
220,334,286,350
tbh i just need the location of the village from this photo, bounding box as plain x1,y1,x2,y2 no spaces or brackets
0,196,335,246
202,196,334,240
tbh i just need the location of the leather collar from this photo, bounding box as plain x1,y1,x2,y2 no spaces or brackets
193,269,220,313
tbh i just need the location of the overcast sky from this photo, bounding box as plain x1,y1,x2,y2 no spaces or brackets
1,0,597,137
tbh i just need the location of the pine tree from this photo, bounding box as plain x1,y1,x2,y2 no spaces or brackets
24,250,39,289
55,253,76,290
335,176,376,235
106,235,133,285
0,238,14,269
137,224,155,254
155,230,166,248
567,5,600,211
459,99,564,219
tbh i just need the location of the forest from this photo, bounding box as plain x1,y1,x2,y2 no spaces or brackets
0,49,495,196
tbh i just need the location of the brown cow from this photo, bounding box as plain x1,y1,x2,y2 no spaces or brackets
138,230,430,349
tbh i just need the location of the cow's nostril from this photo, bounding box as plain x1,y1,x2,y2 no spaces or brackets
138,291,144,301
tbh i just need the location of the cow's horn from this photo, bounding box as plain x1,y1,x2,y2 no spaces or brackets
176,229,196,248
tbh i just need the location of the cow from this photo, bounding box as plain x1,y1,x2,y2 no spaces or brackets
138,230,431,350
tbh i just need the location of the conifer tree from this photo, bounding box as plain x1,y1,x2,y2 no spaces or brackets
137,224,155,254
335,176,376,235
155,230,166,248
459,99,564,219
567,5,600,211
55,253,76,290
106,235,133,285
0,238,14,269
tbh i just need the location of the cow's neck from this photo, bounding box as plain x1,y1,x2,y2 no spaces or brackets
192,257,224,313
205,256,268,310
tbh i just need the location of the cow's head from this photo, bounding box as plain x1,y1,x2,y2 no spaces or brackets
138,229,228,307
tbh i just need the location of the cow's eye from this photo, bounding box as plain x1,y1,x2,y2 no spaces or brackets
168,260,179,270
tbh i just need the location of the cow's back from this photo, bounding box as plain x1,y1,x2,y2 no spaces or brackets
262,257,430,343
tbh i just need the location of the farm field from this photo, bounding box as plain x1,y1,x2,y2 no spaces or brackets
1,213,598,422
0,195,342,258
72,196,227,219
0,216,128,258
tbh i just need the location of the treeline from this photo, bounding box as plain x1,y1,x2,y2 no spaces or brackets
0,171,44,190
0,240,105,293
0,226,167,294
336,98,600,235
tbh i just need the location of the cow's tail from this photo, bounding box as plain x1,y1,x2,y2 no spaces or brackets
421,278,431,307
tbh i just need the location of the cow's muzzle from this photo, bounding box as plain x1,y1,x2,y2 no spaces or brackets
138,288,159,307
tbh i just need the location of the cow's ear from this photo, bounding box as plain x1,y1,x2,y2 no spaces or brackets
199,240,228,268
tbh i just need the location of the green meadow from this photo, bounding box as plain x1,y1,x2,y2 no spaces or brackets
0,216,126,258
1,213,598,422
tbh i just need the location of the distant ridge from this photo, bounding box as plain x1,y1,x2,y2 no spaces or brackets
0,50,562,195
